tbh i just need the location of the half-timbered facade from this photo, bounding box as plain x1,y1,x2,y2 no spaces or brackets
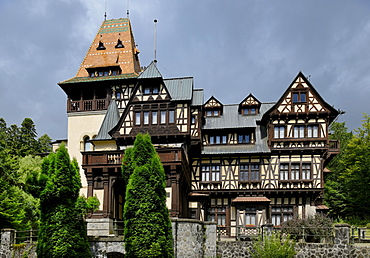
58,17,339,236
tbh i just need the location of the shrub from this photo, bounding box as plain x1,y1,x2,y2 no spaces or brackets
251,232,296,258
281,213,334,242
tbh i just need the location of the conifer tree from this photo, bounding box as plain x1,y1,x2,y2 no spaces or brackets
123,133,173,258
37,144,91,257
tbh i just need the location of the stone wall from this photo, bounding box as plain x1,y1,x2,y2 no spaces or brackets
3,223,370,258
217,224,370,258
1,219,216,258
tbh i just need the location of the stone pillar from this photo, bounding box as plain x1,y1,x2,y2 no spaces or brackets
1,229,15,257
204,221,217,258
334,223,350,245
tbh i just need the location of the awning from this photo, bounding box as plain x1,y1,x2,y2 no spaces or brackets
232,197,271,203
316,205,329,210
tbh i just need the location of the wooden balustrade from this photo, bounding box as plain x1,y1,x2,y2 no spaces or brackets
67,99,108,112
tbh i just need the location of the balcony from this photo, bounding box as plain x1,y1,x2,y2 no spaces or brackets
68,99,108,112
82,150,123,167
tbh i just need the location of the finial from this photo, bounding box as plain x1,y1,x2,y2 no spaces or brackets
104,1,107,20
154,19,157,63
127,0,130,18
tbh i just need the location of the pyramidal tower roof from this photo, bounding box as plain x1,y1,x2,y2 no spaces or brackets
74,18,141,79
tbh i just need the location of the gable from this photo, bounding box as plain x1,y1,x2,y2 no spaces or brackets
240,94,261,106
272,72,336,115
204,96,222,108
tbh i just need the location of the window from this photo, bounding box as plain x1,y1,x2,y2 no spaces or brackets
279,164,289,180
238,134,250,144
201,165,220,182
135,112,141,125
293,126,305,138
211,165,220,181
242,107,258,115
280,163,311,181
207,206,226,226
115,92,121,99
143,112,149,125
292,92,307,103
143,86,159,95
271,207,293,226
209,135,227,144
302,164,311,180
245,207,256,226
84,136,91,151
307,125,319,138
160,111,166,124
240,164,260,181
191,115,196,124
88,68,120,77
152,111,158,125
291,164,300,180
169,110,175,123
274,126,285,139
201,165,210,181
205,109,220,117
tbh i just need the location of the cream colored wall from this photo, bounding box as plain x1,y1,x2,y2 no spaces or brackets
67,112,105,196
93,140,117,151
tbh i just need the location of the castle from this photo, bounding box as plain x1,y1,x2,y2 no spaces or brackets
58,18,339,237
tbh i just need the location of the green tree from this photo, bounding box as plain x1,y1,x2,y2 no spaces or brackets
326,115,370,221
123,133,173,258
37,144,91,257
340,114,370,219
38,134,52,153
325,122,353,218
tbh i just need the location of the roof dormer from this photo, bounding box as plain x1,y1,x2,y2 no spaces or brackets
204,96,223,117
239,93,261,115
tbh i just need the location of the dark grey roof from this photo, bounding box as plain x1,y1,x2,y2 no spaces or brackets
202,125,270,154
138,61,162,79
191,89,204,106
94,100,120,140
164,77,193,101
203,103,275,130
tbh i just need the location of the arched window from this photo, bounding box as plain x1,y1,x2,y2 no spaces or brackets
84,136,91,151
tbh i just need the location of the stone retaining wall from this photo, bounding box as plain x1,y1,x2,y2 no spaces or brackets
3,223,370,258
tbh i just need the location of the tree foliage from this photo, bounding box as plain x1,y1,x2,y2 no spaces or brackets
37,144,91,257
326,114,370,222
0,117,51,231
123,133,173,258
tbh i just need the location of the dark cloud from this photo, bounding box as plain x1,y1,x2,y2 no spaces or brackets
1,0,368,140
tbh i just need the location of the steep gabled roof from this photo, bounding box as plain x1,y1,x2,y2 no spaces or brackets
204,96,223,108
138,61,162,79
239,93,261,106
262,71,339,122
94,100,120,140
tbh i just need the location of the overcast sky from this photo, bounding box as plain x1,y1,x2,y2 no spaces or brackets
0,0,369,140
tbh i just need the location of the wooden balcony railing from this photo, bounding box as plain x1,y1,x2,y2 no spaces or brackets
82,150,123,167
68,99,108,112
